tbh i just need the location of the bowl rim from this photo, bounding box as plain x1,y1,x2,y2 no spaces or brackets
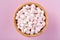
13,2,48,37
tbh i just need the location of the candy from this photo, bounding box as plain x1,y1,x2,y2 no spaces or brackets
42,16,45,20
35,28,39,33
16,15,19,19
31,4,35,8
41,10,44,14
23,28,28,33
42,21,45,26
34,26,41,32
26,30,30,34
30,29,35,34
16,4,46,34
36,7,41,13
25,5,29,8
30,8,34,13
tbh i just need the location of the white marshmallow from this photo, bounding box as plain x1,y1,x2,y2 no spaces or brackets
27,15,30,19
38,25,43,30
23,6,26,10
36,7,41,13
33,20,37,24
18,11,21,14
28,10,31,12
36,27,40,32
30,29,35,34
40,11,44,17
29,24,32,28
23,20,26,24
37,22,40,26
26,30,30,34
42,16,45,20
25,12,29,16
37,17,42,22
27,27,30,30
30,14,34,17
18,19,23,24
18,25,21,28
20,23,24,27
35,29,38,33
42,21,45,26
30,8,34,14
34,17,37,20
16,16,19,19
20,15,25,19
31,4,35,8
25,5,29,8
19,27,23,30
41,10,44,14
28,22,32,24
36,13,40,17
23,28,28,33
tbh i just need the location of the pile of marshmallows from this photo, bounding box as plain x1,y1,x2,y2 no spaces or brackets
16,4,46,35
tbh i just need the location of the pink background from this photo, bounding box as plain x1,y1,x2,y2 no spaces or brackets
0,0,60,40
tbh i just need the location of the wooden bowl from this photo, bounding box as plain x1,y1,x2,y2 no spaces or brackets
13,2,48,37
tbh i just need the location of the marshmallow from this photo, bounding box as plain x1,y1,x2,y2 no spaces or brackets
33,20,37,24
30,14,34,17
37,22,40,26
42,16,45,20
23,6,26,10
30,29,35,34
42,21,45,26
18,19,23,24
29,24,32,28
25,5,29,8
25,12,29,16
20,23,24,27
40,11,45,17
16,15,19,19
37,17,42,22
26,30,30,34
18,25,20,28
19,27,23,30
28,10,31,12
41,10,44,14
30,8,34,13
35,26,42,33
36,13,40,17
27,27,30,30
34,17,37,20
36,7,41,13
28,22,32,24
31,4,35,8
35,29,39,33
18,11,22,14
23,20,27,24
23,28,28,33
